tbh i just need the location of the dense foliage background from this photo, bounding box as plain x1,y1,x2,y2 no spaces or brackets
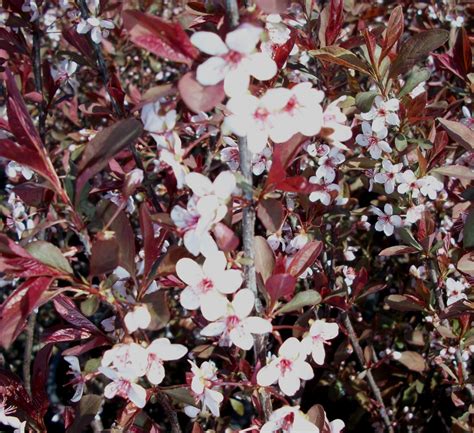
0,0,473,432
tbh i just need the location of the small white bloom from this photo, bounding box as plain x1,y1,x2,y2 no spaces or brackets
309,176,340,205
64,356,85,403
6,162,33,180
124,304,152,333
257,337,314,396
446,278,468,306
77,15,114,44
406,204,425,224
372,204,402,236
188,361,223,417
100,367,147,408
201,289,272,350
361,96,400,132
261,405,319,433
144,338,187,385
418,175,444,200
0,399,26,433
374,160,403,194
356,122,391,159
301,320,339,365
191,24,277,97
396,170,421,197
315,147,345,183
176,251,243,320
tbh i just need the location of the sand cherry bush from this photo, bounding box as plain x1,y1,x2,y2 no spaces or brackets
0,0,473,432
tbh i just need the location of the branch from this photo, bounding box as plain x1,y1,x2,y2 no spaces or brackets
23,312,36,396
155,389,182,433
224,0,272,419
32,23,46,142
342,312,394,432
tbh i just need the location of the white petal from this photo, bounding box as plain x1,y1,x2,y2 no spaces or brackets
204,251,227,275
176,258,204,286
224,69,250,97
311,341,326,365
200,293,228,321
225,24,262,53
279,337,302,358
128,383,147,408
247,52,277,81
196,57,228,86
185,172,214,197
231,289,255,318
213,171,236,200
146,361,165,385
190,32,228,55
180,287,201,310
278,373,300,396
243,317,272,334
257,364,279,386
229,327,255,350
201,320,227,337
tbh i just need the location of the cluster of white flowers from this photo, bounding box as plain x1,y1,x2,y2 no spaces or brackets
91,339,187,408
257,320,338,396
76,0,114,43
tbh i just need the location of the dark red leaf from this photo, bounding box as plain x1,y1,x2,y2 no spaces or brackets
257,199,285,233
62,336,110,356
178,72,225,113
122,10,198,64
255,0,289,13
265,273,296,303
0,277,54,349
380,5,404,62
325,0,344,46
42,326,93,344
53,294,104,335
287,240,323,277
90,237,120,276
31,343,53,416
212,222,240,252
139,204,166,278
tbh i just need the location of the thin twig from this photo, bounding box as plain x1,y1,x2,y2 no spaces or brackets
155,389,182,433
428,261,473,401
23,312,36,396
342,312,394,432
32,23,46,142
76,0,162,213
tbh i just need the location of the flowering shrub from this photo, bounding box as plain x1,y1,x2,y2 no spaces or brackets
0,0,473,432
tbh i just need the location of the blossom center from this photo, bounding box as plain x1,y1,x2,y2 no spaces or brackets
224,50,244,66
200,278,215,293
278,358,293,374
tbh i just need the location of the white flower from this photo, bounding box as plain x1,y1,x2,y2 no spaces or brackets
361,96,400,132
261,406,319,433
406,204,425,224
188,361,223,417
396,170,421,197
446,278,468,306
124,304,152,333
0,399,26,433
51,59,78,82
185,171,236,229
21,0,39,21
257,337,314,396
100,367,147,408
356,122,391,159
176,251,243,321
267,233,286,251
265,14,291,45
460,106,474,130
343,266,356,288
309,176,340,205
144,338,187,385
372,204,402,236
315,147,345,183
301,320,339,365
418,175,444,200
141,101,177,147
374,160,403,194
6,162,33,180
64,356,85,402
322,96,353,145
101,342,148,379
171,197,218,257
201,289,272,350
77,16,114,44
190,24,277,97
270,83,325,142
160,134,188,189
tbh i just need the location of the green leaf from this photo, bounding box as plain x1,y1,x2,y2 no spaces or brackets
276,290,322,314
395,134,407,151
230,398,245,416
66,395,102,433
25,241,73,274
162,387,197,407
398,68,431,98
309,46,371,75
461,187,474,201
389,29,449,78
80,296,100,317
355,91,378,113
464,209,474,248
397,227,422,250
